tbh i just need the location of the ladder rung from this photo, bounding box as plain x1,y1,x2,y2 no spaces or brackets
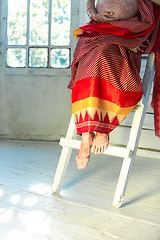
60,138,132,158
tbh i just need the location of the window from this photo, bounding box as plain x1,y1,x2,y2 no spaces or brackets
6,0,71,68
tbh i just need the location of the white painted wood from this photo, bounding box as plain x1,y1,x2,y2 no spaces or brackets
112,157,132,208
110,126,160,150
112,53,155,207
60,137,131,158
142,53,155,98
121,111,154,130
0,141,160,240
52,116,76,193
128,53,154,150
146,94,154,112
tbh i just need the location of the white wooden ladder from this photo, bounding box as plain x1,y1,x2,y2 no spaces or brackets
52,53,155,208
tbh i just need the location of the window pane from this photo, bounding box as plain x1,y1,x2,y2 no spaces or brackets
7,48,26,67
30,0,49,45
29,48,48,67
51,49,69,68
52,0,71,45
7,0,27,45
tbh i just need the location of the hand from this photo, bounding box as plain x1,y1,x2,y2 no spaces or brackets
87,8,104,22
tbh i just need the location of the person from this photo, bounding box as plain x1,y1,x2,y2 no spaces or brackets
68,0,160,169
86,0,139,22
86,0,160,21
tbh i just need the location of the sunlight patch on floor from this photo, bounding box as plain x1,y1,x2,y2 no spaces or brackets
29,183,52,195
0,209,14,223
10,194,21,205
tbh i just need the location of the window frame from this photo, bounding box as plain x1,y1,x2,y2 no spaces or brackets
0,0,80,76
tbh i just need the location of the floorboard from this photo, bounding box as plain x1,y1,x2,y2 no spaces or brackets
0,140,160,240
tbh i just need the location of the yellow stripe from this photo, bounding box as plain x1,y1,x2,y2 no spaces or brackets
73,107,131,124
72,97,134,115
73,28,83,38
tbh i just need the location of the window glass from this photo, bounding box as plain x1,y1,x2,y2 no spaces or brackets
30,0,49,45
29,48,48,67
7,0,71,68
51,0,70,45
7,0,27,45
51,49,70,68
7,48,26,67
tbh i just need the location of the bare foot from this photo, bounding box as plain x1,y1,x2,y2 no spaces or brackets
91,132,109,154
76,132,95,169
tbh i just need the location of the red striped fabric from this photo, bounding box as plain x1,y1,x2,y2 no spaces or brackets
68,0,160,137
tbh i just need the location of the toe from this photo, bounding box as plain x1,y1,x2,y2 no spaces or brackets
91,144,95,153
76,152,89,169
82,161,87,169
77,161,82,169
101,145,104,153
76,152,80,162
77,160,84,169
97,147,101,154
101,145,105,154
81,158,89,169
94,146,99,154
104,142,109,151
76,152,82,168
101,144,107,154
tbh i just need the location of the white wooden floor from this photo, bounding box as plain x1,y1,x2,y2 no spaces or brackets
0,140,160,240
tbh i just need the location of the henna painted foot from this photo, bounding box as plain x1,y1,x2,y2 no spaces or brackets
76,132,95,169
91,132,109,154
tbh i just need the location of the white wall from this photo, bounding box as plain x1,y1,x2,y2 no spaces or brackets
0,0,159,151
0,0,80,141
0,72,72,140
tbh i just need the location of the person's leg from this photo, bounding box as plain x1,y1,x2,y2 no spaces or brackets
76,132,95,169
71,44,143,168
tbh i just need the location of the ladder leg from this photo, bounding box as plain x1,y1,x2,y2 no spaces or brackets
52,115,76,193
52,147,73,193
112,156,133,208
112,54,155,208
112,104,145,207
113,104,148,207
